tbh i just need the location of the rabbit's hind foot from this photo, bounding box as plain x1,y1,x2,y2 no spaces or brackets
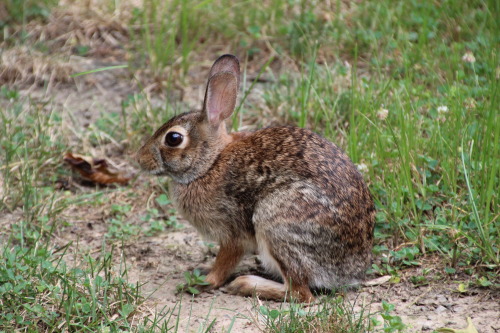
224,275,314,303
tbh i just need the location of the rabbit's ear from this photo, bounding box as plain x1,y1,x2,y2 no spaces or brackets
204,72,238,126
208,54,240,86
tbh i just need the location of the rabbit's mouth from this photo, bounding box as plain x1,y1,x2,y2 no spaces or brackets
143,163,192,184
149,168,167,176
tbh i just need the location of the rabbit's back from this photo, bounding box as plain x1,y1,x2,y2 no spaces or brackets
233,127,374,285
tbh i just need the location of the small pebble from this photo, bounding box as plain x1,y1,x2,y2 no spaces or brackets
437,295,447,303
435,305,447,313
422,322,433,331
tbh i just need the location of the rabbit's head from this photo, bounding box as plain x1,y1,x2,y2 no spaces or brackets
137,55,240,184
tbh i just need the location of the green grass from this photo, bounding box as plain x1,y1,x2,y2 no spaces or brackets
252,294,406,333
253,0,499,271
0,0,56,30
0,95,135,331
0,240,141,331
1,0,499,331
127,0,336,79
257,295,391,333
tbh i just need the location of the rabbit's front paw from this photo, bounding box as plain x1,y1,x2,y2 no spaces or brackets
205,271,227,289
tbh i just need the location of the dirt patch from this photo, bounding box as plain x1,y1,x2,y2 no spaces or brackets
124,229,500,332
53,198,499,332
361,280,499,332
37,175,497,332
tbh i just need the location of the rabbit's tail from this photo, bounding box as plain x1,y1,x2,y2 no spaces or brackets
224,275,314,303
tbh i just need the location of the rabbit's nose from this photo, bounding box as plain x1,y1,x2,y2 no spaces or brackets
136,146,155,171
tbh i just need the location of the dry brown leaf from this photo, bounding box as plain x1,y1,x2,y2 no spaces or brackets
63,152,130,185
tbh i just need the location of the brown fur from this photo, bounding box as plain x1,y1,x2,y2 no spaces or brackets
205,241,245,288
137,54,375,302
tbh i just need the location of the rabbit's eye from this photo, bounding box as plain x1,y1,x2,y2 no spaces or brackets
165,132,184,147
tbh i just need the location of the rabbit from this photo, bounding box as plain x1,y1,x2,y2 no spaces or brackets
137,54,375,302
